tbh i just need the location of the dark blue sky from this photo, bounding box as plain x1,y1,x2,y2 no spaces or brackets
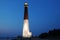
0,0,60,37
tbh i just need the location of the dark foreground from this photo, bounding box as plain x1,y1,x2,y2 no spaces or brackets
0,38,60,40
12,38,60,40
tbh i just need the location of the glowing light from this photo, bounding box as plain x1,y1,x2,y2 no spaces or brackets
25,2,28,5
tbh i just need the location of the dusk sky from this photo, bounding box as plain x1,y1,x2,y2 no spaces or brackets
0,0,60,37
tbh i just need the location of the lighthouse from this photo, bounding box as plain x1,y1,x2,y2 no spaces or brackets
22,2,32,38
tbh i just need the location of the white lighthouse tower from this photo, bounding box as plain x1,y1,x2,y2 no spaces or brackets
22,2,32,38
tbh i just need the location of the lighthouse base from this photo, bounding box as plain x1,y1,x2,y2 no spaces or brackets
22,19,32,38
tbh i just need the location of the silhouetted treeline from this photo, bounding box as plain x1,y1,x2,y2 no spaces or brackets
39,29,60,38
